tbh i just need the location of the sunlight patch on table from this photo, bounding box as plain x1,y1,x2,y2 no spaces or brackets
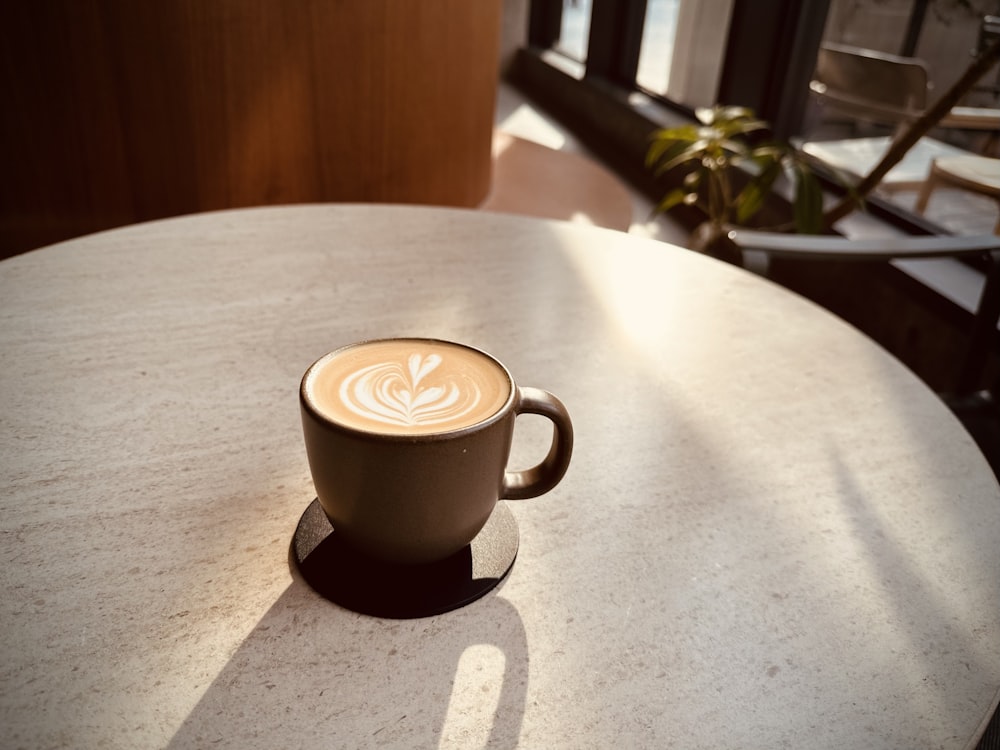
439,644,508,748
560,237,729,361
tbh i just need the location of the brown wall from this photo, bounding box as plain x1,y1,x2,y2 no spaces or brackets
0,1,501,257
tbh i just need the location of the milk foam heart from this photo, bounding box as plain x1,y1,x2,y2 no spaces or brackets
305,339,512,435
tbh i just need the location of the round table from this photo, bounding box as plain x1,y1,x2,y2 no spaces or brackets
2,205,998,749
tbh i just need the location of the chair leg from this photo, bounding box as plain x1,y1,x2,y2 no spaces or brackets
914,172,938,215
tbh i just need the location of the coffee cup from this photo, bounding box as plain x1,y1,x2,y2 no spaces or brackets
300,338,574,564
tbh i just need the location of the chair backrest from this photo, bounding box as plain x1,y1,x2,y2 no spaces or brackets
812,42,931,124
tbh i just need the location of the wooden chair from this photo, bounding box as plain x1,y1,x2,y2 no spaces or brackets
803,44,1000,199
915,155,1000,235
726,229,1000,396
810,42,1000,136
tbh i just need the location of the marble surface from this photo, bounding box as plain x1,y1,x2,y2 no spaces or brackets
1,204,998,749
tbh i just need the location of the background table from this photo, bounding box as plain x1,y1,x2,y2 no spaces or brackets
2,205,999,749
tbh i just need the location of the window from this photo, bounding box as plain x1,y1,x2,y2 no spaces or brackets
531,0,993,144
522,0,1000,238
638,0,733,109
527,0,830,137
635,0,679,95
557,0,593,63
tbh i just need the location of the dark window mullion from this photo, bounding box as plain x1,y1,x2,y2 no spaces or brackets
528,0,563,50
717,0,830,139
585,0,647,86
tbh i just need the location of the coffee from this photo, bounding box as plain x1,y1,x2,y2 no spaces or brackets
300,337,573,563
304,339,512,435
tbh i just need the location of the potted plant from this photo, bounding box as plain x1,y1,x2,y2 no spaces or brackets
645,105,826,260
647,36,1000,259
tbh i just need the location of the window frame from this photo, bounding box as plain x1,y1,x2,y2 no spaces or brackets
516,0,968,240
528,0,833,138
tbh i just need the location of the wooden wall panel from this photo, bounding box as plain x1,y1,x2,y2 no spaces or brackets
0,1,501,257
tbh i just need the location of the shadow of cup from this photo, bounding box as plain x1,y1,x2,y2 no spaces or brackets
164,581,529,749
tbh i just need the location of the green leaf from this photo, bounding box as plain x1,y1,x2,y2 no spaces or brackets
735,160,782,224
792,164,824,234
721,118,769,138
748,144,789,161
718,138,752,158
714,105,757,122
646,137,693,169
653,140,714,176
649,124,702,144
645,139,671,168
654,188,693,215
735,182,766,225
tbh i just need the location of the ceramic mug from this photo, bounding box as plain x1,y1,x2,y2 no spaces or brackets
299,338,574,564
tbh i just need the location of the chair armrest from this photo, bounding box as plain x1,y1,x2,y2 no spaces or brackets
939,107,1000,131
726,229,1000,261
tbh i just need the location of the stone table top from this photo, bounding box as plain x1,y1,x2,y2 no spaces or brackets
2,204,998,749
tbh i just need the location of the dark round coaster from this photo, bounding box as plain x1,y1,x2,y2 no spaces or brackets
291,499,518,619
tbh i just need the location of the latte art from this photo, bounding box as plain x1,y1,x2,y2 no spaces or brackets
305,339,512,435
340,353,483,428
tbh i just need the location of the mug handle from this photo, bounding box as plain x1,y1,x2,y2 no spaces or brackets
502,387,574,500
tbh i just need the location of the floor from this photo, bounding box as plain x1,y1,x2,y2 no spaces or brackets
492,82,690,246
482,131,636,231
